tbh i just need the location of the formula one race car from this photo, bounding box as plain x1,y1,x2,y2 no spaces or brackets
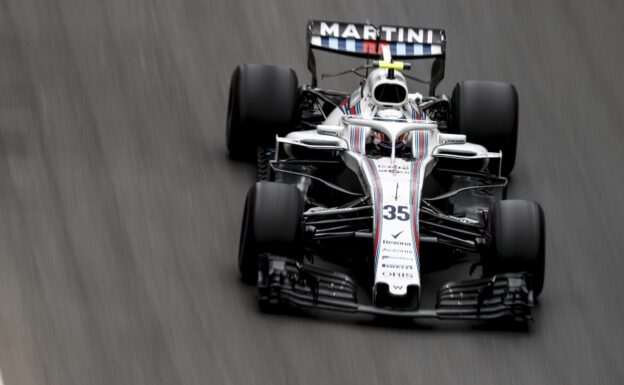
227,21,545,322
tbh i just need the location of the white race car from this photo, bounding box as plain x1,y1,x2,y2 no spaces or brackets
227,20,544,322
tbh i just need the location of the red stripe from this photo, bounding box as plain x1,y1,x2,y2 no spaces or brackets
363,40,377,54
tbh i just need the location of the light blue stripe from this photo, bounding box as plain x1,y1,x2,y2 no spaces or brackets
359,124,364,152
328,37,339,50
397,42,406,56
346,39,356,52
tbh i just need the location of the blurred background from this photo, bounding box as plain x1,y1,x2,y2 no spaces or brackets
0,0,622,384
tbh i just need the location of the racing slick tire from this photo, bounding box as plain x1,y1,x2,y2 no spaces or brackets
451,80,518,176
226,64,299,161
483,200,545,297
238,181,304,284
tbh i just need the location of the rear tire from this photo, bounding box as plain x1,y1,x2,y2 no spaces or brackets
451,80,518,176
226,64,299,161
238,182,304,284
483,200,545,297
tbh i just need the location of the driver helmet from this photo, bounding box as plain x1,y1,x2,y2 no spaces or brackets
371,130,409,156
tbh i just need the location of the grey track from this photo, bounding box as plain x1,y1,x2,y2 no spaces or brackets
0,0,622,384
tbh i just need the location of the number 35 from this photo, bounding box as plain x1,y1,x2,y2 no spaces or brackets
383,205,410,221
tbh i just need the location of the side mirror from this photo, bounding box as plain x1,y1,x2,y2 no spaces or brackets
316,125,343,137
438,133,466,145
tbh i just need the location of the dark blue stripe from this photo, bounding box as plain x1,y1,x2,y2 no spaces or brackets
338,38,347,51
355,39,363,53
321,36,329,48
423,44,431,55
406,43,414,56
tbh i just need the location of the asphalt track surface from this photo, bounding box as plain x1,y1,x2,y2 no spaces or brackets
0,1,623,384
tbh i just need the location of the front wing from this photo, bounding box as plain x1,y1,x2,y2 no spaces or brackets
258,254,534,322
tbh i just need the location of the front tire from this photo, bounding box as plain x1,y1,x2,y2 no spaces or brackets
483,200,545,297
238,182,304,284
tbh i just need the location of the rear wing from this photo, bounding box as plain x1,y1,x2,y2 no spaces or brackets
307,20,446,95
